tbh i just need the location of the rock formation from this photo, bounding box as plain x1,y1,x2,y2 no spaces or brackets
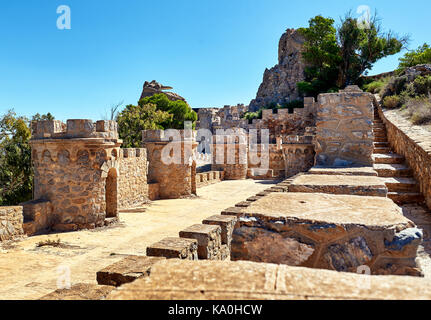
249,29,306,112
139,80,186,102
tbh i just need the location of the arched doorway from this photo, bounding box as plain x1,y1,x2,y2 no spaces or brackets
105,168,118,218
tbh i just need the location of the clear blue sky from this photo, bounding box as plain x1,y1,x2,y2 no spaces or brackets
0,0,429,121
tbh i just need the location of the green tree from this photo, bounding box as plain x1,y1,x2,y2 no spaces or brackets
397,43,431,72
32,112,55,121
117,103,173,148
0,110,32,205
297,12,407,96
138,94,197,129
297,16,341,96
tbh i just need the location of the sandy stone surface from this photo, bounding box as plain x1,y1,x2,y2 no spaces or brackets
0,179,275,300
308,166,377,176
243,192,409,226
288,174,387,197
108,259,431,300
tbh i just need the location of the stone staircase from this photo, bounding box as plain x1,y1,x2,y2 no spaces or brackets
372,110,424,205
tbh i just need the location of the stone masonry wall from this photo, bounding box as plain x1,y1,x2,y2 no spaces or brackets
117,148,149,209
0,206,24,241
378,105,431,210
32,143,111,230
143,130,197,199
315,87,374,167
31,119,122,231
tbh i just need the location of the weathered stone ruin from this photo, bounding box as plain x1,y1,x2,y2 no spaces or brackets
139,80,186,102
248,28,306,111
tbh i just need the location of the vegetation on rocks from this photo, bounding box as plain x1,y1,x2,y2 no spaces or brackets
397,43,431,73
297,13,407,97
376,44,431,125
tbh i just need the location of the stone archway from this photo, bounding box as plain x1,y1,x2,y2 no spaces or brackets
105,168,118,218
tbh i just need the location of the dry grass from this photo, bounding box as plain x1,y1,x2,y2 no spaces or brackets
36,238,61,248
403,96,431,125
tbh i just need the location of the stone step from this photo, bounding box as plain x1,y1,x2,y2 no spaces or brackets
373,126,386,132
373,123,385,128
384,177,420,192
372,153,405,164
373,164,413,177
202,215,237,248
179,224,222,260
374,142,389,147
373,147,391,154
287,174,387,197
146,237,198,260
374,132,387,138
387,192,425,204
96,256,165,287
374,137,388,143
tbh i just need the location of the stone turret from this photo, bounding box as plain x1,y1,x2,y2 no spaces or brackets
142,129,198,199
29,119,122,231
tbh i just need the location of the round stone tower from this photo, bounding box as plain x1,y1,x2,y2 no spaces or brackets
30,119,122,231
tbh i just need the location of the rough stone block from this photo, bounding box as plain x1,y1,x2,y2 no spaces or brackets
202,215,237,247
231,192,422,276
96,256,165,287
221,207,245,217
179,224,222,260
146,237,198,260
308,166,378,176
288,174,387,197
40,283,113,300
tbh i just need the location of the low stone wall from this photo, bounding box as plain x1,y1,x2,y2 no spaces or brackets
21,199,53,235
196,171,224,188
378,106,431,209
117,148,149,209
0,206,24,241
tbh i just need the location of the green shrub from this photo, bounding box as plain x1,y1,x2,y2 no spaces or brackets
363,77,390,94
383,95,401,109
398,43,431,73
412,75,431,96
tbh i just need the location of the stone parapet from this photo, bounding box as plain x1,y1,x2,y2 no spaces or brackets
315,87,374,167
107,259,431,300
31,119,119,140
378,106,431,210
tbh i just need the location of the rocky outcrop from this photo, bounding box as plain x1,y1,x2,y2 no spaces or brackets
139,80,186,102
249,29,306,112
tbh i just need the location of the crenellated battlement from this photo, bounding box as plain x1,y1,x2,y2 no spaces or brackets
31,119,119,140
120,148,147,158
142,129,196,143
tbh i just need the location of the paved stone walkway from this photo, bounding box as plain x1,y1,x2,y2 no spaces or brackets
0,179,276,300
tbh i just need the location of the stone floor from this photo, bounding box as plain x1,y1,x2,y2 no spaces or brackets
0,179,276,300
288,173,387,197
231,192,422,275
